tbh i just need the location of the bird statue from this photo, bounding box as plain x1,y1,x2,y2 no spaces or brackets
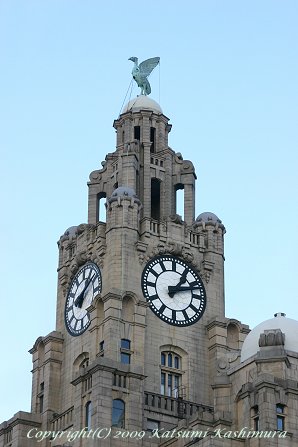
128,57,160,96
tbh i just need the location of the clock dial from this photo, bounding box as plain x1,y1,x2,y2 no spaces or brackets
64,262,102,336
141,255,206,326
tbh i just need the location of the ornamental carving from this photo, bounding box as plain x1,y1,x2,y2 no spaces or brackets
169,214,184,225
259,329,285,347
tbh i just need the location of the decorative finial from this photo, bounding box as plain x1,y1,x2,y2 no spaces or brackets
128,56,160,96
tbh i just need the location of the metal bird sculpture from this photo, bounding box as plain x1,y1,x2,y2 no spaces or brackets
128,57,160,96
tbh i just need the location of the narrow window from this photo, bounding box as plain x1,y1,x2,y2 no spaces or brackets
112,399,125,428
174,356,179,369
97,192,107,223
39,382,44,413
175,184,184,220
168,353,172,367
134,126,140,140
174,375,180,398
85,401,92,430
276,404,285,430
39,395,44,413
167,374,172,396
252,405,259,430
151,178,161,220
120,339,131,364
99,340,104,357
161,372,165,395
161,353,166,366
150,127,156,153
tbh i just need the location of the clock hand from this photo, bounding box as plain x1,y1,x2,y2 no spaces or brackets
167,270,189,298
168,285,201,297
175,269,188,288
74,274,95,308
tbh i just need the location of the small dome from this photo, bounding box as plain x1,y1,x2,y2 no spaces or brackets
241,313,298,362
108,186,141,206
111,186,137,198
64,226,77,238
196,212,222,224
122,96,162,114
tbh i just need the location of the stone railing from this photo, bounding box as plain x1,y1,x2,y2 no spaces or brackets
144,391,213,419
51,406,74,432
188,230,200,246
150,219,160,234
141,218,160,236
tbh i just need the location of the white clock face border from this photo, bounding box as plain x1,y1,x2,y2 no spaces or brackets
141,255,206,327
64,262,102,336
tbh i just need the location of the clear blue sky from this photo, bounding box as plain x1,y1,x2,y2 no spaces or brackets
0,0,297,423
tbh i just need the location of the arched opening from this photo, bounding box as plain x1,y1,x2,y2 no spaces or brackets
112,399,125,428
175,183,184,220
151,178,161,220
97,192,107,223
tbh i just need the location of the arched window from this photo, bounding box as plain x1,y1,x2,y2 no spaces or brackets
112,399,125,428
97,192,107,222
85,401,92,430
160,351,182,398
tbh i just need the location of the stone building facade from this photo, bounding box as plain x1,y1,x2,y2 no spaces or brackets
1,95,298,447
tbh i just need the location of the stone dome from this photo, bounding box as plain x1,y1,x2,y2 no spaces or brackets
195,212,222,224
108,186,141,205
63,226,77,238
122,96,162,114
111,186,137,198
241,313,298,362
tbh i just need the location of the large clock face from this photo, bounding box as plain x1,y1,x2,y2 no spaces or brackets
141,255,206,326
64,262,102,336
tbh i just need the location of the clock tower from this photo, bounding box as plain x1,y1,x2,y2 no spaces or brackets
3,91,297,447
34,93,226,445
